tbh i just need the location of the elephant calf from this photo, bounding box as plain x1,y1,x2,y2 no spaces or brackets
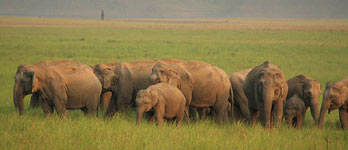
284,95,306,129
136,83,187,126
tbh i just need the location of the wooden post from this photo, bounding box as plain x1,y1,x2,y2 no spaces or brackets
101,9,104,20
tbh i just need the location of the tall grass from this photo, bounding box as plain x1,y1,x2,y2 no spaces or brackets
0,17,348,150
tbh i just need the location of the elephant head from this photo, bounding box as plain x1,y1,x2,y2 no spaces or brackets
136,89,159,125
13,65,41,115
148,64,182,88
257,70,286,104
318,80,348,128
93,64,118,93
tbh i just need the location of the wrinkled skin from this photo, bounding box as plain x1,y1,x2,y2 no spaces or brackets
136,83,187,126
149,61,232,124
229,69,252,121
92,63,119,110
94,59,184,117
284,95,306,129
13,61,102,117
243,61,288,128
318,77,348,130
287,75,321,124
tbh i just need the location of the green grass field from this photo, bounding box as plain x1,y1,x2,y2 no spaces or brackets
0,17,348,150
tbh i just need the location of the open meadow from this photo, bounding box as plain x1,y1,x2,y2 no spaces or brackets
0,16,348,150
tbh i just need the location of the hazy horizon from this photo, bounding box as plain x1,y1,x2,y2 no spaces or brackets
0,0,347,19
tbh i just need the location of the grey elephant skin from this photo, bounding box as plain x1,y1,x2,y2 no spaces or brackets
149,61,232,124
13,60,102,117
136,83,187,126
93,59,184,118
229,69,252,121
287,75,321,124
243,61,288,128
318,77,348,130
284,95,306,129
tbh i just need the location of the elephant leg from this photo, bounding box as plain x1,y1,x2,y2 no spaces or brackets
86,97,99,117
287,116,293,128
52,98,68,119
176,110,185,127
184,106,190,123
339,108,348,130
197,108,203,120
116,87,134,112
273,100,283,128
155,111,164,126
249,109,258,127
213,100,228,124
235,98,250,121
234,105,242,121
30,92,41,108
198,108,210,120
41,101,53,117
296,114,303,130
189,107,198,121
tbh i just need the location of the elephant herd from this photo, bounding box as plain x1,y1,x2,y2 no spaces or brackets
13,60,348,129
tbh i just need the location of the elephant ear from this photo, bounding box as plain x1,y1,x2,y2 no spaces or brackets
175,65,194,91
105,68,118,87
301,81,311,99
167,69,181,87
274,72,285,100
150,90,159,106
24,71,40,93
339,84,348,104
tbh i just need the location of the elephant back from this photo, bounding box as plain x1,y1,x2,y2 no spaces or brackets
180,61,230,107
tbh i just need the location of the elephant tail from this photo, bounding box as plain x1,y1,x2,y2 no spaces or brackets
229,87,234,120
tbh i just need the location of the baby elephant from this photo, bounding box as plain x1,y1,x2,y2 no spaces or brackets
136,83,187,126
284,95,306,129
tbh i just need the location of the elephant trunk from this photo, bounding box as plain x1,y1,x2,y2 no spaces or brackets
136,107,145,125
13,79,25,115
309,97,319,124
318,99,329,128
148,74,157,85
262,84,274,128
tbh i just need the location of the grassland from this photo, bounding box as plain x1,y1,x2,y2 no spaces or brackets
0,16,348,150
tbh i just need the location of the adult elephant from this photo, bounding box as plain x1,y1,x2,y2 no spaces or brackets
13,60,102,117
318,77,348,129
94,59,184,117
243,61,288,128
287,75,321,124
149,61,232,124
229,69,251,121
